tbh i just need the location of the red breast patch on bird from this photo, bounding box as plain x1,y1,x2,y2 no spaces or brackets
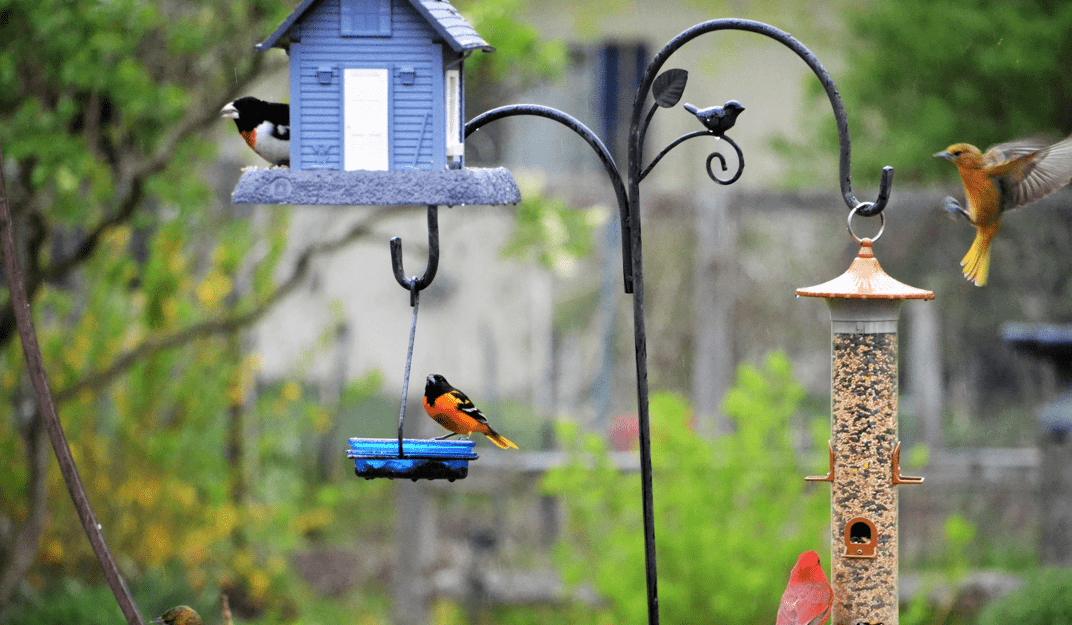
240,130,256,150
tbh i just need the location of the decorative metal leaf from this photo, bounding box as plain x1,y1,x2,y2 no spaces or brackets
652,69,688,108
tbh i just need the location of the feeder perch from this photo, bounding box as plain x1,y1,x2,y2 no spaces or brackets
797,217,933,625
348,437,477,481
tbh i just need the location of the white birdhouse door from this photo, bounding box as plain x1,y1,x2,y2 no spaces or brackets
343,68,390,171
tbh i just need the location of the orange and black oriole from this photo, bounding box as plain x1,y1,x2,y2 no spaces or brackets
424,374,518,449
935,134,1072,286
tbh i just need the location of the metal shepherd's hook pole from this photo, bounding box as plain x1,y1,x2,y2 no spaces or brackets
468,17,896,625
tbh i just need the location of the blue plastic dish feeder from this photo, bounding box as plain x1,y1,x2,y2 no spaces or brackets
347,438,478,481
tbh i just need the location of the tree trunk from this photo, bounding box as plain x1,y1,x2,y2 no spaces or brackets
0,397,49,608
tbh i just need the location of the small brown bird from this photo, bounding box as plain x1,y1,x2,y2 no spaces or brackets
935,134,1072,286
152,606,202,625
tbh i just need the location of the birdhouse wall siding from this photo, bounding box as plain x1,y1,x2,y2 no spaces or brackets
288,0,446,171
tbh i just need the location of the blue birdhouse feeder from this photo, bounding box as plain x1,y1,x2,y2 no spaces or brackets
231,0,520,206
228,0,521,480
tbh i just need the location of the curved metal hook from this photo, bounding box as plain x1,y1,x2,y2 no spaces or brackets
630,18,893,215
390,205,440,306
466,104,634,293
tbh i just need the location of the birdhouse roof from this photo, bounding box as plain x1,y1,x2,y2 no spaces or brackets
257,0,495,53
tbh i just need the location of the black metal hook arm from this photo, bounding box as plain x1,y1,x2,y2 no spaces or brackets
390,205,440,306
639,130,744,185
630,18,893,216
466,105,635,293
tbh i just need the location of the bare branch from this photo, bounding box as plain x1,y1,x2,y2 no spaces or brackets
221,593,233,625
55,206,401,402
0,138,148,625
0,403,49,610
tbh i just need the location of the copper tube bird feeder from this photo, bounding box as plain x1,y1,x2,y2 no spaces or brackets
797,212,933,625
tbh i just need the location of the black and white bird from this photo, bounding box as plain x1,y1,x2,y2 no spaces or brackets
220,97,291,166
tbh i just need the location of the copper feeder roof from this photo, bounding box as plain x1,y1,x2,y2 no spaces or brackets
796,238,934,301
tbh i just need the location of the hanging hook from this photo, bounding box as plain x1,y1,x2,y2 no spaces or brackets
390,205,440,306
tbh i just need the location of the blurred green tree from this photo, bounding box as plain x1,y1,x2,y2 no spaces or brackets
0,0,568,616
977,567,1072,625
0,0,303,610
796,0,1072,184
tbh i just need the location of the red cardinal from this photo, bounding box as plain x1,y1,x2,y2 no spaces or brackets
777,551,832,625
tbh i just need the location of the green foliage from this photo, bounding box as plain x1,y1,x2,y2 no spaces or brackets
5,566,219,625
456,0,568,89
5,583,124,625
900,514,980,625
500,185,605,274
0,0,288,224
543,352,828,625
788,0,1072,184
1,0,337,610
977,568,1072,625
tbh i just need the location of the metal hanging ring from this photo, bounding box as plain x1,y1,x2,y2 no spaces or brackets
847,203,884,243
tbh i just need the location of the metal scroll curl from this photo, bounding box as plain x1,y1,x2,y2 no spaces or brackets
705,135,743,185
637,126,744,185
629,19,895,219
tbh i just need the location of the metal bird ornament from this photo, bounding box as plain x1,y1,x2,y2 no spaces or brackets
683,100,745,136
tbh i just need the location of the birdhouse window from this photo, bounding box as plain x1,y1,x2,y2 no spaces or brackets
343,68,390,171
445,69,463,161
341,0,392,37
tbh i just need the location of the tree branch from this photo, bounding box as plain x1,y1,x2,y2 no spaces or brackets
0,138,148,625
55,206,399,403
0,53,275,348
0,403,49,610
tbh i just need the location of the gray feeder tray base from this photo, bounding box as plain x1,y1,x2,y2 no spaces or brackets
231,167,521,206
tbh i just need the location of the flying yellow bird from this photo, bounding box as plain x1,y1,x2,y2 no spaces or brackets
935,134,1072,286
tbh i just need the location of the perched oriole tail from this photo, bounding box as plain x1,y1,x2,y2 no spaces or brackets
961,226,996,286
484,429,518,450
